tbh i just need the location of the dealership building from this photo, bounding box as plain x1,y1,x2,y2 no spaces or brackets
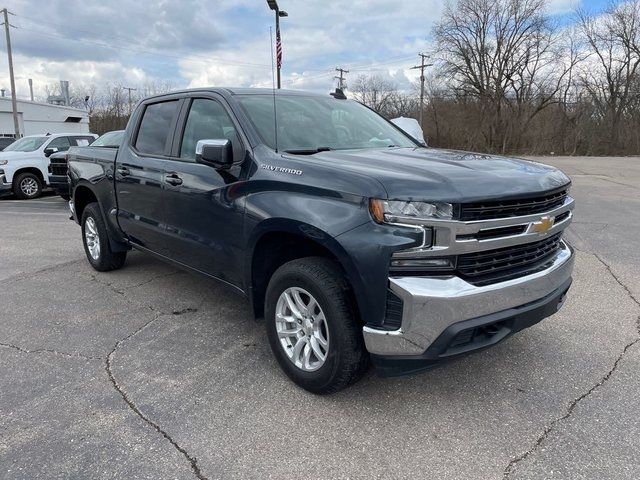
0,97,91,138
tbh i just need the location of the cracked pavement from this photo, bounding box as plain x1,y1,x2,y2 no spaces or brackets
1,156,639,479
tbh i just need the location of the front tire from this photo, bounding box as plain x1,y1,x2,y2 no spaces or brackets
81,203,127,271
13,172,42,199
265,257,369,394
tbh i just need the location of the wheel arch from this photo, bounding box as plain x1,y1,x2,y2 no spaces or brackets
246,219,366,323
73,182,130,253
12,167,45,186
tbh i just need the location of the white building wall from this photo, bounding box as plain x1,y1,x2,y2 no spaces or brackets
0,97,91,137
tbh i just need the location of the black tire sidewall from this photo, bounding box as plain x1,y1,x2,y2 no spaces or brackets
265,260,361,393
14,173,42,199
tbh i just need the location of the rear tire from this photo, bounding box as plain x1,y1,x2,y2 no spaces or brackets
81,202,127,271
265,257,369,394
13,172,42,199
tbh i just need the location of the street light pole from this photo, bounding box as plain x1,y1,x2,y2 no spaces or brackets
267,0,287,89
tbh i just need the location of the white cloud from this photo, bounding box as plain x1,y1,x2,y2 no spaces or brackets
0,0,594,99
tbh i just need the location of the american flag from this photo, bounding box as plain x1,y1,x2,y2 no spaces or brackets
276,24,283,69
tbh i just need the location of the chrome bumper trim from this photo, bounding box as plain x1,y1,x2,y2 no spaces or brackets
363,241,575,356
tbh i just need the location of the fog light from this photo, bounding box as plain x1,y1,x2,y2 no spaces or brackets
390,257,455,270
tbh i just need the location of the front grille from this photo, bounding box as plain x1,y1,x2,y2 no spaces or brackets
459,188,568,221
49,159,68,176
457,233,563,286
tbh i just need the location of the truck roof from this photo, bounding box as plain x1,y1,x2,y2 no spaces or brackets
143,87,330,102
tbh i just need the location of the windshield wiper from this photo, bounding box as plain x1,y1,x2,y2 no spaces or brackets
283,147,332,155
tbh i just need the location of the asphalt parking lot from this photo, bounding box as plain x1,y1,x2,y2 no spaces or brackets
1,156,639,480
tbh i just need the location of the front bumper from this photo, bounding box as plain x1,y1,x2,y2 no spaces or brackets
0,170,12,197
364,241,574,372
48,175,69,195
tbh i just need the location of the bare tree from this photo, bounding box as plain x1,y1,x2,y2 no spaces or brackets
577,0,640,153
433,0,578,152
351,75,399,115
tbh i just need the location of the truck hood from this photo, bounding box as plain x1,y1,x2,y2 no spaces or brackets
0,151,41,161
310,147,570,202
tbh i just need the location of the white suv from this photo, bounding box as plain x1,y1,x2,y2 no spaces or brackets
0,133,97,199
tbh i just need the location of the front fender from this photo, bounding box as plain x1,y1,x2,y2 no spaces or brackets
243,190,422,326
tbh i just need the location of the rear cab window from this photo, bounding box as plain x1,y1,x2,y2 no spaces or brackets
134,100,180,155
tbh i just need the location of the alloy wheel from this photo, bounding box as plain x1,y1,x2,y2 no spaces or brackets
84,217,101,260
275,287,330,372
20,177,38,197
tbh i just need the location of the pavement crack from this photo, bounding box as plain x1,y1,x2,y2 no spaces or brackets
3,259,84,283
0,342,100,361
503,252,640,478
593,253,640,307
105,313,208,480
91,274,126,296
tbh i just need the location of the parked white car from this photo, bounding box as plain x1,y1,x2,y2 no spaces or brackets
0,133,97,199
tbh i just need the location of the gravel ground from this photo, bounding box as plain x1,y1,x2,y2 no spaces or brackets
0,156,638,479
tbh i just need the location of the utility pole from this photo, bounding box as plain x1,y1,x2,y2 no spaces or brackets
122,87,137,115
2,8,20,137
410,53,433,129
334,67,349,90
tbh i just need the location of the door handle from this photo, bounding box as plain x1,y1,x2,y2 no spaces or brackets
116,166,130,177
164,173,183,186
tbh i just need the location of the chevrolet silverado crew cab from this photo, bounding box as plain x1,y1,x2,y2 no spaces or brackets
0,133,96,199
68,88,575,393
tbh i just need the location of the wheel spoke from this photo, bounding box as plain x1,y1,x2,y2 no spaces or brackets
310,336,325,361
292,290,309,316
302,342,312,369
307,297,318,316
291,336,307,364
278,326,301,338
283,291,303,320
314,331,328,348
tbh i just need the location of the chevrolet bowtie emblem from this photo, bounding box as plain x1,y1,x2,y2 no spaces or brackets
530,216,555,234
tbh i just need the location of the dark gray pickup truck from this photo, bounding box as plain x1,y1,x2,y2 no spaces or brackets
68,88,575,393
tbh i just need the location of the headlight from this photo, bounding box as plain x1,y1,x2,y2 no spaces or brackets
0,160,7,166
370,199,453,225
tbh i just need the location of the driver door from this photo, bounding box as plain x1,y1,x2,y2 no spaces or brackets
161,96,247,286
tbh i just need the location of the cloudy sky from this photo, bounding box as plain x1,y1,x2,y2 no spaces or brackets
1,0,608,100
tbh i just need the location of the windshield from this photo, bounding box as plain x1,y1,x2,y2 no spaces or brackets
237,95,417,152
92,130,124,148
4,136,47,152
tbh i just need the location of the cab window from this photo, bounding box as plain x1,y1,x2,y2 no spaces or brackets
47,136,71,152
180,98,242,162
135,100,179,156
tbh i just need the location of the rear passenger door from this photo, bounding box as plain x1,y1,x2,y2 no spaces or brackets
161,96,247,285
115,99,181,254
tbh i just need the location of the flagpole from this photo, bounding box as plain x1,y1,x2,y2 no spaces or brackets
275,10,281,89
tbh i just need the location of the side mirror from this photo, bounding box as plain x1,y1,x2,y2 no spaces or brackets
44,147,59,157
195,139,233,169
